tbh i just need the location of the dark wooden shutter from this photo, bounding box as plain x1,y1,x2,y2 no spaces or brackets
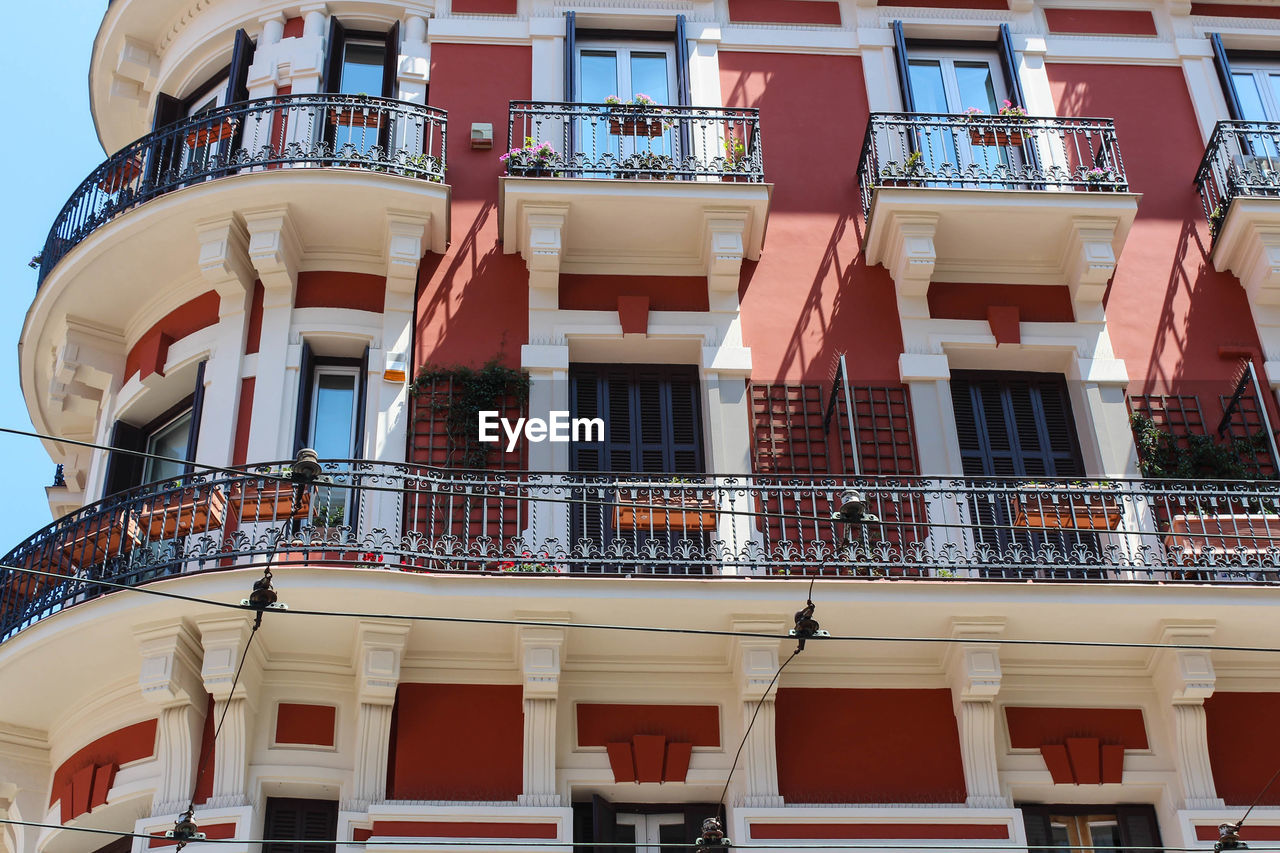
293,342,316,454
323,17,347,93
591,794,618,853
183,360,208,474
1115,804,1163,853
1018,805,1055,853
569,365,605,472
951,372,1084,478
147,93,184,188
569,364,704,474
262,797,338,853
103,421,146,497
152,93,183,132
891,21,915,112
564,11,577,100
675,15,691,106
224,29,255,105
382,22,400,99
998,23,1028,110
1211,33,1244,120
354,346,369,459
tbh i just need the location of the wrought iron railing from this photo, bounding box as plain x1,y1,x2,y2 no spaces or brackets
37,94,448,284
5,463,1280,639
505,101,763,181
1195,120,1280,241
857,112,1128,216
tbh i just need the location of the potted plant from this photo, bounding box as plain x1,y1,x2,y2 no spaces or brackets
964,100,1029,147
135,484,228,539
184,117,239,148
605,94,669,137
879,150,927,187
720,137,752,182
329,94,385,128
1209,204,1227,234
497,551,563,573
1082,166,1117,191
97,154,145,193
617,151,676,180
499,137,562,177
613,478,718,532
1012,481,1123,531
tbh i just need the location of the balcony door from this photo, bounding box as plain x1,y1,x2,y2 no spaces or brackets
577,43,678,170
908,52,1016,184
1228,62,1280,163
949,371,1098,576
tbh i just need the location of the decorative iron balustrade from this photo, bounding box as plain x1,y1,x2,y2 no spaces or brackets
505,101,763,181
4,463,1280,639
36,94,448,284
857,112,1128,216
1195,120,1280,240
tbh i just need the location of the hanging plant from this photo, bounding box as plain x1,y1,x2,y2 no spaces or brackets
412,359,530,468
1129,412,1270,480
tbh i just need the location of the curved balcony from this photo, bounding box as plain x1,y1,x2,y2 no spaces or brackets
4,464,1280,641
37,93,448,284
857,112,1139,302
499,101,771,280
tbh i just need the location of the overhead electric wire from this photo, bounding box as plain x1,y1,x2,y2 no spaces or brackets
7,563,1280,654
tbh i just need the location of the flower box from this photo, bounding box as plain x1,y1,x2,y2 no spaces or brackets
7,546,78,598
136,487,227,539
235,481,311,522
615,491,717,531
1165,513,1280,555
967,127,1025,147
58,513,142,564
608,116,665,138
329,107,385,129
97,155,144,193
1013,491,1122,531
184,119,238,148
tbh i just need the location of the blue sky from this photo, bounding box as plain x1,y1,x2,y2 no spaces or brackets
0,7,108,547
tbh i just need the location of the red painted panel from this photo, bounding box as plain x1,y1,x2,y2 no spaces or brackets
879,0,1007,8
1101,743,1125,783
124,291,219,380
987,306,1021,345
90,764,116,810
1206,693,1280,804
1040,744,1074,784
775,688,966,803
1005,706,1149,749
1190,3,1280,19
617,295,650,335
133,330,175,381
720,52,903,383
750,824,1010,840
354,822,557,840
1045,63,1280,430
665,741,692,782
928,283,1075,322
727,0,842,25
389,684,523,800
194,693,215,804
1197,825,1280,841
295,271,385,313
451,0,518,13
558,274,709,312
149,824,237,848
275,703,336,747
1067,737,1102,784
1044,8,1157,35
416,43,530,369
633,734,666,783
50,719,157,807
245,280,264,354
231,377,255,467
282,17,305,38
576,704,720,747
607,742,636,783
70,765,93,818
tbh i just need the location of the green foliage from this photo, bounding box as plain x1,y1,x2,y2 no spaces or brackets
412,359,530,468
1130,412,1270,480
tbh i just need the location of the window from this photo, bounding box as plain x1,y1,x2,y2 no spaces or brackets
141,409,195,484
577,42,679,167
323,21,399,156
615,813,686,853
262,797,338,853
294,345,368,528
573,798,720,853
337,40,386,95
907,49,1019,183
103,363,206,497
568,363,704,474
1021,804,1161,853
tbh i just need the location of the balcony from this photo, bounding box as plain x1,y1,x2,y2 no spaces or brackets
498,101,771,284
4,464,1280,640
1195,120,1280,302
858,113,1139,304
36,93,449,285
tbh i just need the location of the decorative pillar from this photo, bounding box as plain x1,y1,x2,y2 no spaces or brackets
1156,622,1224,809
946,619,1007,808
135,619,208,816
347,621,410,811
518,623,566,807
197,617,264,809
242,208,301,461
732,618,787,807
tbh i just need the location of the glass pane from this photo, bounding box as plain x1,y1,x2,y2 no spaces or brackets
907,60,957,179
1235,72,1268,121
312,373,357,458
1088,821,1122,849
340,42,385,95
657,824,685,846
955,61,999,113
1048,822,1072,850
143,411,193,484
908,60,949,112
580,51,619,102
614,823,637,849
630,53,670,103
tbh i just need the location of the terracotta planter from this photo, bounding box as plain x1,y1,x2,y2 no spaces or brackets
235,481,311,522
184,119,238,148
137,487,227,539
1013,491,1122,531
1166,513,1280,554
7,546,78,597
615,492,717,531
97,155,144,193
58,513,142,564
329,107,385,129
608,116,665,137
967,127,1025,147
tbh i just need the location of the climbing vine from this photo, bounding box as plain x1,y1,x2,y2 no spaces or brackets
412,359,530,468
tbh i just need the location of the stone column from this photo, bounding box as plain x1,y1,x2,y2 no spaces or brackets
518,624,566,807
946,619,1007,808
347,621,410,810
1156,623,1224,809
732,618,787,807
242,209,301,461
135,619,208,816
197,617,264,809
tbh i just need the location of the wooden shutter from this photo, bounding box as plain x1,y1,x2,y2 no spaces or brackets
564,11,577,100
1018,806,1055,853
323,17,347,93
998,23,1028,110
383,22,401,99
951,372,1084,478
675,14,692,106
353,347,369,460
1211,33,1244,120
184,360,208,474
891,21,915,112
152,93,183,132
570,364,704,474
224,29,255,105
591,794,618,853
147,93,184,188
293,342,316,454
262,797,338,853
1115,805,1163,853
103,421,146,497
